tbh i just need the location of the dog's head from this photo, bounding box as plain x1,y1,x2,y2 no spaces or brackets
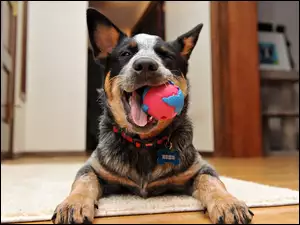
87,8,202,138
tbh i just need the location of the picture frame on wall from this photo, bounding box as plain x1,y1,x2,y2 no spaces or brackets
258,31,291,71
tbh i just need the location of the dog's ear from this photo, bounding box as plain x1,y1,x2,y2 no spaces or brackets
87,8,127,59
169,24,203,60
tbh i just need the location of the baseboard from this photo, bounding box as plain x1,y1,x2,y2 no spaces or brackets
198,151,214,157
1,151,13,161
14,151,89,159
7,150,213,160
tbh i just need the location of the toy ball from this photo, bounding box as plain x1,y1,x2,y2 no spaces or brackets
141,81,184,120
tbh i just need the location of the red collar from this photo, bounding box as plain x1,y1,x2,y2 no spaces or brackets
113,126,170,149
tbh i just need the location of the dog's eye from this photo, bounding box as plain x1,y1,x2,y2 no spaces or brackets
162,53,175,60
165,54,175,60
156,49,175,60
120,51,131,57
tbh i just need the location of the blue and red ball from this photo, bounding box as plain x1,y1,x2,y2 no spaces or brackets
141,81,184,120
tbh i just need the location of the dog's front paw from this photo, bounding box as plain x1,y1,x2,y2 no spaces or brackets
207,196,254,224
51,194,97,224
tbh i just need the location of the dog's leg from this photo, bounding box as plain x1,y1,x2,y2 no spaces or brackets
51,164,101,224
192,163,254,224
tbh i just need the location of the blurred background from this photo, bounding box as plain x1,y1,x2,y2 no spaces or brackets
1,1,299,160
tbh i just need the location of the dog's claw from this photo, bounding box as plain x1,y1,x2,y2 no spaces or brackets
233,214,239,224
51,212,57,222
241,210,251,224
248,209,254,216
245,217,252,224
83,216,92,224
217,216,224,224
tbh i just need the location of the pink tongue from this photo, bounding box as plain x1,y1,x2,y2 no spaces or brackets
129,91,148,127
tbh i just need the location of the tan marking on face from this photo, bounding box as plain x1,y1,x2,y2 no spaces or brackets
139,119,173,139
104,72,128,128
169,74,188,97
94,24,120,58
104,72,113,100
181,37,194,56
129,40,137,48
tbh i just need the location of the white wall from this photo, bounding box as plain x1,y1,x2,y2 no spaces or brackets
258,1,299,71
165,1,214,152
25,1,88,152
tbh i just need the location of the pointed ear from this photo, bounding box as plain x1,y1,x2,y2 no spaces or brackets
87,8,127,59
170,24,203,60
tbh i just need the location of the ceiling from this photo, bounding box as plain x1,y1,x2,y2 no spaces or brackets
89,1,151,34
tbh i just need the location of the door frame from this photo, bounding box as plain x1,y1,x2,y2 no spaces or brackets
1,1,18,160
20,1,28,102
210,1,263,157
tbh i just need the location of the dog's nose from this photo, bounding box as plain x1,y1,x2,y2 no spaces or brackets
133,58,158,72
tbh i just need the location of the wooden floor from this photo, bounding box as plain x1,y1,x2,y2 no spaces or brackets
3,155,299,224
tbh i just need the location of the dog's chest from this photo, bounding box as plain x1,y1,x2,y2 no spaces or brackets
118,147,187,196
99,145,192,197
124,161,182,197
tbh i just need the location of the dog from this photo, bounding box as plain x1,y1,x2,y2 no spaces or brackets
51,8,254,224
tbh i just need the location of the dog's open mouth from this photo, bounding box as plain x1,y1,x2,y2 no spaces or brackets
122,86,158,128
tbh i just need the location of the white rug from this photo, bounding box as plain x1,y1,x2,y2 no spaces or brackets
1,163,299,223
